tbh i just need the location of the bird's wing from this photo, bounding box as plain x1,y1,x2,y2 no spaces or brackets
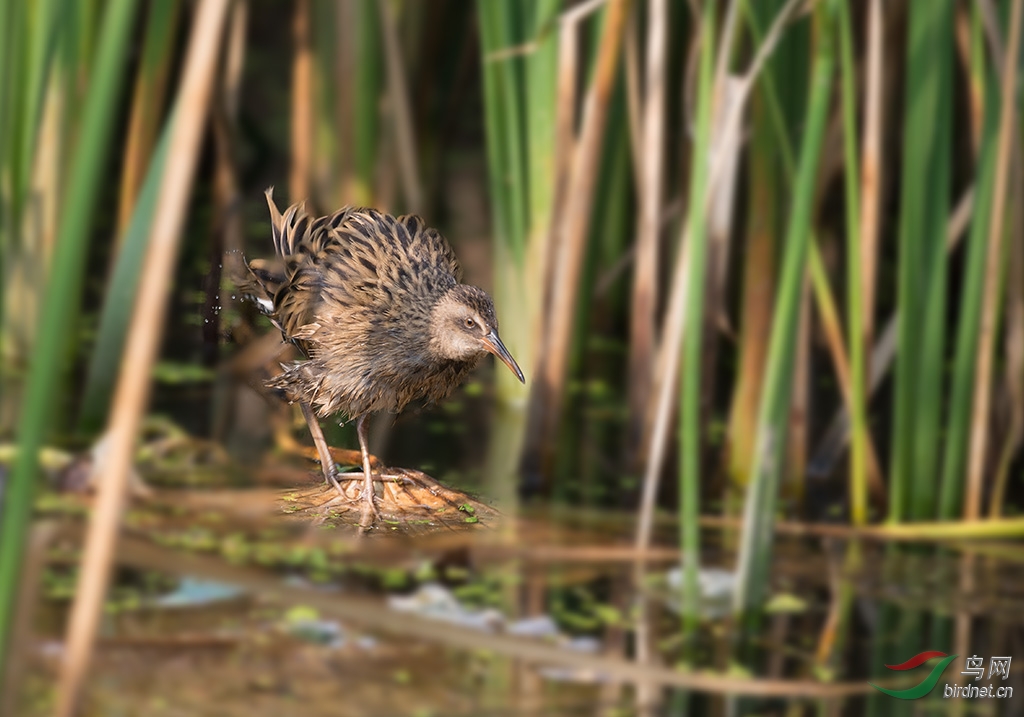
238,257,285,316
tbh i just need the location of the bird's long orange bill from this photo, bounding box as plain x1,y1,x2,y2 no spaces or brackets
481,331,525,384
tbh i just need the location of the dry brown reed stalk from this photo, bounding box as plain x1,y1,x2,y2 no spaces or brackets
116,3,181,238
707,80,743,308
626,0,668,469
207,0,248,388
52,1,232,713
624,3,643,181
528,0,605,356
544,5,584,259
698,0,741,477
724,69,779,504
625,12,669,704
954,2,985,155
535,8,582,343
702,79,743,490
964,0,1021,520
222,1,248,121
378,0,423,213
989,151,1024,517
978,0,1006,61
787,279,810,499
526,0,630,483
635,0,808,551
0,522,59,716
290,0,312,202
108,533,879,697
859,0,883,378
210,0,248,245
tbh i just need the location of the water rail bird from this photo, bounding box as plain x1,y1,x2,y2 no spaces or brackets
241,189,525,526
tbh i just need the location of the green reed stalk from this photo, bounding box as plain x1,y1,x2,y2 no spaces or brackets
1,0,31,386
939,70,997,519
73,0,101,80
476,0,524,436
745,0,888,520
836,1,866,525
741,2,858,520
1,0,64,363
79,2,182,432
678,0,716,631
963,0,1021,521
0,0,16,192
477,2,524,505
0,0,138,682
479,1,560,501
493,5,529,258
16,0,62,208
312,0,337,199
477,1,527,255
526,0,560,240
352,0,380,204
890,0,954,522
0,0,27,229
733,0,835,618
78,119,172,433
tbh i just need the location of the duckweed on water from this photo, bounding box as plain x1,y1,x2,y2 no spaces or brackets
153,527,219,552
34,492,88,516
764,592,809,614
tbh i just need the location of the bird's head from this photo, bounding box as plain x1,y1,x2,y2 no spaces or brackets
429,285,525,383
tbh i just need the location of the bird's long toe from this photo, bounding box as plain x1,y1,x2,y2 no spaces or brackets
324,467,348,497
358,488,379,529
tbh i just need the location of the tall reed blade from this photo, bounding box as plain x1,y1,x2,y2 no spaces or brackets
78,119,173,433
628,0,667,468
938,61,997,520
837,0,866,524
728,0,805,497
354,0,382,204
964,0,1022,520
54,1,233,711
0,0,140,683
476,0,531,503
890,0,954,522
679,0,716,632
733,0,836,619
520,0,631,492
1,0,62,388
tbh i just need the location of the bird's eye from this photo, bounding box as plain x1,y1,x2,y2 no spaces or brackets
464,317,476,329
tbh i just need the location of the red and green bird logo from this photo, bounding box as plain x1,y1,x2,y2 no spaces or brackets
870,651,958,700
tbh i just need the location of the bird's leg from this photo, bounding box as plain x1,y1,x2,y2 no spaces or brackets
356,415,379,527
298,401,345,496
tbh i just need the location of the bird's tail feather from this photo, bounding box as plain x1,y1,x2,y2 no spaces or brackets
265,186,309,258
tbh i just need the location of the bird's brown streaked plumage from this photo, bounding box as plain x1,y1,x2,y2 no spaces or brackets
241,189,524,526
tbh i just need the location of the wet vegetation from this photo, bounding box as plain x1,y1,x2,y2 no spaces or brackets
2,0,1024,715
